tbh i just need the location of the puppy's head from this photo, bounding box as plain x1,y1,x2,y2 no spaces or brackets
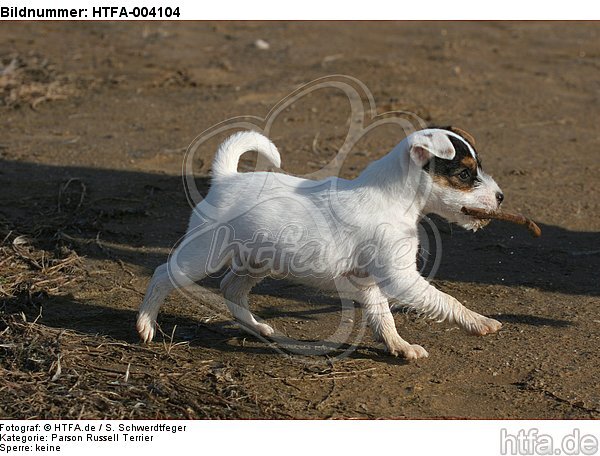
408,127,503,231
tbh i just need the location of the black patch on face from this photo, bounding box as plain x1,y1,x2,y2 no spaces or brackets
423,134,482,191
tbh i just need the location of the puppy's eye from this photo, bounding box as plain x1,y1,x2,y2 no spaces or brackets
458,169,471,181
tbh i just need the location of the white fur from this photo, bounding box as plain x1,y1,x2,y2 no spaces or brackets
136,129,503,359
212,131,280,178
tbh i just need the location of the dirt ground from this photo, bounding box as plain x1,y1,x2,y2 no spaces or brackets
0,22,599,419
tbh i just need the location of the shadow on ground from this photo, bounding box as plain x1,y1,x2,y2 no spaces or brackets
2,159,597,296
1,159,592,361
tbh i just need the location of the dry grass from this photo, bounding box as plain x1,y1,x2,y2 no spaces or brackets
0,208,276,418
0,174,283,418
0,233,82,303
0,235,279,418
0,173,91,305
0,54,78,109
0,313,281,419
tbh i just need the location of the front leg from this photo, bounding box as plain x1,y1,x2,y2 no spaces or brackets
356,286,429,359
376,269,502,335
442,294,503,335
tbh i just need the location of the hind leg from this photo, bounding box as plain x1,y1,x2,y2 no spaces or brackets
220,270,274,337
136,262,175,343
137,244,212,343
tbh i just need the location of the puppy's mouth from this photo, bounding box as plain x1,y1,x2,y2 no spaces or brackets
460,217,490,232
470,218,491,230
458,208,492,231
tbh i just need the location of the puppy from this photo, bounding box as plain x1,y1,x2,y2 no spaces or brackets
136,127,504,359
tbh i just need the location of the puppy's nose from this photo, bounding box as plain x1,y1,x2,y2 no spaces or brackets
496,192,504,205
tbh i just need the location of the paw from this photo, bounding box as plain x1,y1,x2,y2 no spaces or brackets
255,322,275,338
136,314,156,344
239,321,275,338
387,341,429,360
467,315,502,336
406,344,429,359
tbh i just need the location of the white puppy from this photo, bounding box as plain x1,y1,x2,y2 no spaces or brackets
137,127,504,359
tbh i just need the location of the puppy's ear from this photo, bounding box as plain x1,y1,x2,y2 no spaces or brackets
408,130,456,167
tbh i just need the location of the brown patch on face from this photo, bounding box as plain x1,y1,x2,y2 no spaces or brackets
423,130,482,191
431,154,479,191
460,155,478,171
447,126,477,150
432,174,473,191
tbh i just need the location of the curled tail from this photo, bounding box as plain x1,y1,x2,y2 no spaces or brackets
211,131,281,178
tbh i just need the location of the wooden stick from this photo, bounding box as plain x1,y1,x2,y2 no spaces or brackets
461,207,542,238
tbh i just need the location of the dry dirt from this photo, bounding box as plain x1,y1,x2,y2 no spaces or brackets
0,22,598,419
